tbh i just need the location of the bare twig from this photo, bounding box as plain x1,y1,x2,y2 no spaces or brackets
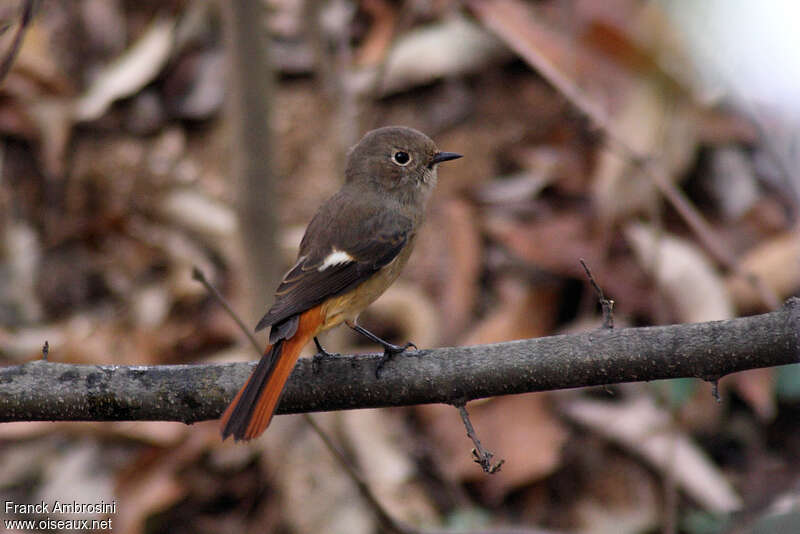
192,267,262,355
302,414,419,534
455,401,504,474
579,259,614,329
0,0,34,85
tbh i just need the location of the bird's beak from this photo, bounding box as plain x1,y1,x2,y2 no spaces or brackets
430,151,462,165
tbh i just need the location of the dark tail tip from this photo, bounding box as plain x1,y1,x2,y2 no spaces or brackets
220,341,283,441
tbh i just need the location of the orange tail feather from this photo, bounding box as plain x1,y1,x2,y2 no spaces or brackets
220,305,323,441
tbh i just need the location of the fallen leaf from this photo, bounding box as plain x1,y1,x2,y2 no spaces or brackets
355,0,397,66
9,14,73,94
591,78,696,225
163,49,225,120
561,395,742,513
723,368,776,421
356,15,510,95
573,454,660,534
341,408,439,524
726,228,800,311
485,212,655,315
158,188,238,240
705,146,760,219
114,431,212,534
468,0,631,97
263,412,375,534
36,441,116,521
75,17,175,122
115,467,185,534
625,222,734,323
463,276,559,346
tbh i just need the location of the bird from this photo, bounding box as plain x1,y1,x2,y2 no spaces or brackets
220,126,462,441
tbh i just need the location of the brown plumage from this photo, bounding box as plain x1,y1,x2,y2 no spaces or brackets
220,126,461,441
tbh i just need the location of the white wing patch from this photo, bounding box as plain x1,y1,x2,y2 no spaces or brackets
318,249,354,271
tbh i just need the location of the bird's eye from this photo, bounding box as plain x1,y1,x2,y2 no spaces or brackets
392,151,411,166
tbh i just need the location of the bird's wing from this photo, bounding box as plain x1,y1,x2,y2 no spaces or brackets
255,208,412,337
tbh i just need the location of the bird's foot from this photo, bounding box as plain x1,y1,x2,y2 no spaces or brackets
312,337,339,374
375,341,417,378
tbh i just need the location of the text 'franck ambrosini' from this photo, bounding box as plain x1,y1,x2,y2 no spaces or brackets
5,500,117,514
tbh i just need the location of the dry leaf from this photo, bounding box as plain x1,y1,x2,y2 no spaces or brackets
76,18,175,122
706,146,760,219
342,409,438,524
724,368,776,421
115,468,185,534
485,212,655,315
485,212,598,276
355,0,397,66
114,431,213,534
469,0,631,95
469,0,698,227
1,221,42,323
561,395,742,513
9,14,72,94
163,49,225,120
158,188,237,240
463,276,559,346
573,454,660,534
625,222,734,323
726,228,800,311
264,412,375,534
592,78,696,224
356,16,510,95
36,442,116,521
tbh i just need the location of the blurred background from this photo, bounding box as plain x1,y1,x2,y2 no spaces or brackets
1,0,799,533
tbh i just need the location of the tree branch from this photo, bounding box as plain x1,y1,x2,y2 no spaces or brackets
1,299,799,423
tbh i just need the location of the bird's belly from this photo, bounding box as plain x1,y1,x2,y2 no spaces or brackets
320,241,414,331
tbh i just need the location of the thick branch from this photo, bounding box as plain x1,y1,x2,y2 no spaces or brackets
1,299,799,423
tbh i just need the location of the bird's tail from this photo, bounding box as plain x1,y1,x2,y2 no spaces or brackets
220,305,323,441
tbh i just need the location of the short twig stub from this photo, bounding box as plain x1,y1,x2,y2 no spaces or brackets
580,258,615,329
455,402,505,474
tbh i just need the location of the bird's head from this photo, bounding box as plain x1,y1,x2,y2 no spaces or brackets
345,126,461,201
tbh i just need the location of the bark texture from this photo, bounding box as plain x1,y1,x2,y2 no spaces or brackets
1,299,798,424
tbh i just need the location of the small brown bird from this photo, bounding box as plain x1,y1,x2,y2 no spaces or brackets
221,126,461,440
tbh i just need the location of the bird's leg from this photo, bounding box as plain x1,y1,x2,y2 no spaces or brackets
312,336,339,374
314,336,335,357
346,320,416,378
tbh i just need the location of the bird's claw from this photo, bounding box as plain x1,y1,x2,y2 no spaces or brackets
375,341,416,378
313,350,339,374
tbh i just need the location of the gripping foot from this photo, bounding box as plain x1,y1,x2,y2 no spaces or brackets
312,336,339,374
347,322,416,378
